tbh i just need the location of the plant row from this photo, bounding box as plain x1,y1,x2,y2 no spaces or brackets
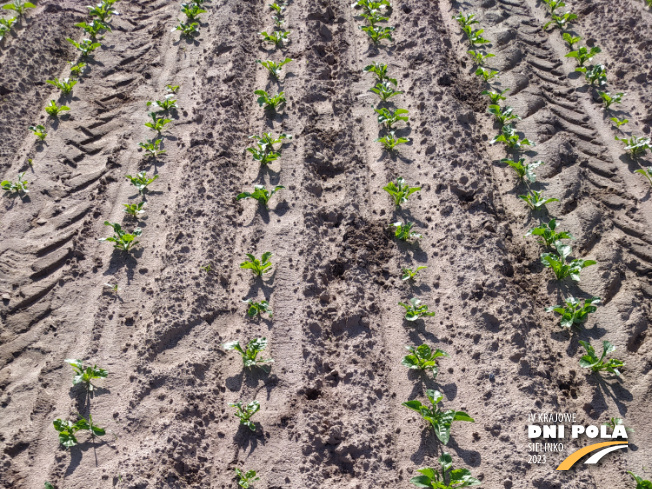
454,7,648,485
2,0,119,193
0,0,34,44
538,0,651,184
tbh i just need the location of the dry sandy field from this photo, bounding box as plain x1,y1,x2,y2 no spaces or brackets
1,0,651,488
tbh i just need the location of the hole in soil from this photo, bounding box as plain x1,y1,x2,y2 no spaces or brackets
305,388,321,400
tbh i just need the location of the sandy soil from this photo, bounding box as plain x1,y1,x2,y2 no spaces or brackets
0,0,651,488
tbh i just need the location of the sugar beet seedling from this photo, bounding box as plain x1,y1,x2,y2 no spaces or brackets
236,185,284,208
247,132,292,165
53,414,105,448
1,172,29,194
403,389,474,445
402,344,448,379
224,338,273,370
399,297,435,321
99,221,142,252
383,177,421,207
240,252,273,277
410,452,481,488
65,359,108,392
579,340,624,377
393,222,421,242
243,299,273,319
230,400,260,431
235,468,260,488
546,296,600,329
2,0,35,18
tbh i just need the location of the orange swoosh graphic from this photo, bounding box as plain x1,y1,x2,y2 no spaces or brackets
556,441,628,470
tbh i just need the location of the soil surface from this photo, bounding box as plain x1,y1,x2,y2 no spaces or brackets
1,0,651,488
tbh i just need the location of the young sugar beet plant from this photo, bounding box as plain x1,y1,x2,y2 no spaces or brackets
468,49,495,67
87,0,119,22
236,185,284,208
502,158,544,183
635,167,652,187
360,24,395,45
139,138,166,159
145,111,172,134
1,172,28,194
377,131,409,152
402,265,427,281
475,67,499,83
125,171,159,194
0,17,17,43
240,252,273,277
410,453,481,488
566,45,601,68
147,95,178,112
399,297,435,321
482,88,509,104
393,222,421,243
181,1,206,21
65,359,107,392
403,389,474,445
260,30,290,48
247,132,292,166
597,91,623,109
541,241,596,282
610,116,628,129
44,100,70,118
76,19,111,39
519,190,559,211
364,62,397,85
526,218,573,247
99,221,142,252
69,61,87,78
29,124,47,142
628,472,652,489
546,296,600,329
172,20,199,37
256,58,292,79
615,135,650,158
577,64,607,86
579,340,624,377
374,107,409,130
230,400,260,432
488,105,520,126
453,11,478,30
66,38,101,57
235,468,260,488
123,201,145,218
243,299,273,319
2,0,35,17
224,338,274,371
543,11,578,31
370,80,403,101
402,344,448,379
255,89,286,113
491,124,534,149
269,1,286,29
383,177,421,207
53,415,105,448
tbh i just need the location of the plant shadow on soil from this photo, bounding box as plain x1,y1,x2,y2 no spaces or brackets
225,368,279,402
245,271,277,299
68,386,112,414
585,374,633,418
410,428,481,468
233,423,266,454
103,248,143,284
2,193,31,209
254,167,282,186
64,437,108,476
